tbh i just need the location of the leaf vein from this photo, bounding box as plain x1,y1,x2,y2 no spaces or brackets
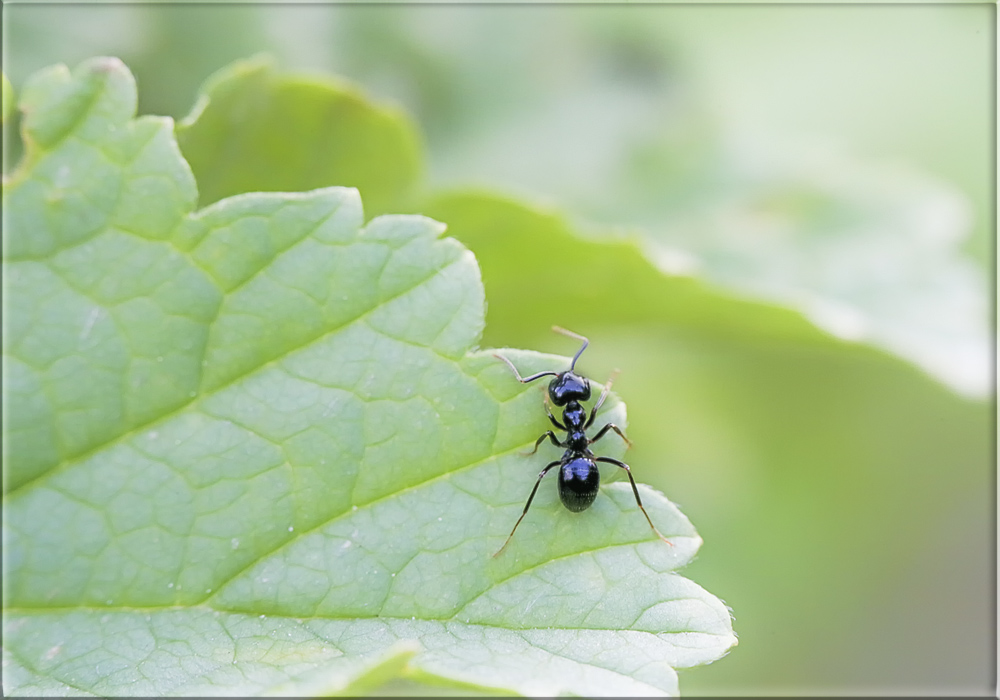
4,246,465,501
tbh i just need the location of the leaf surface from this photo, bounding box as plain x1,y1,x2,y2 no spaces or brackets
2,58,735,697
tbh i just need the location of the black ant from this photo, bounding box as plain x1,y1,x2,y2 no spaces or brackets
492,326,673,557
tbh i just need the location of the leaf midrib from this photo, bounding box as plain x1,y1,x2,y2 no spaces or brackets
2,605,726,638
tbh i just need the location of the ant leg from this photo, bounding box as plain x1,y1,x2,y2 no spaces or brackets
551,326,589,371
493,460,562,558
585,369,620,429
494,354,557,384
589,422,633,449
594,457,673,547
544,393,566,431
525,431,564,456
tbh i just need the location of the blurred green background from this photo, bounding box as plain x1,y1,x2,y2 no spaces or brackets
4,4,993,696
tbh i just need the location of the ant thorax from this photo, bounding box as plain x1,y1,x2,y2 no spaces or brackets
561,402,590,451
561,403,587,429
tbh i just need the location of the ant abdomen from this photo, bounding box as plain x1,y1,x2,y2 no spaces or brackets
559,456,600,512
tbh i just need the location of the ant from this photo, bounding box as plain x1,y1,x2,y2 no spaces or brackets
492,326,673,557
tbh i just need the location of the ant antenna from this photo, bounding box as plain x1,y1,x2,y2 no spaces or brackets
493,353,558,384
551,326,588,370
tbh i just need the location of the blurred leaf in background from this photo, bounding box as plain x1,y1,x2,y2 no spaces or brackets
176,57,423,215
3,3,993,697
321,5,992,401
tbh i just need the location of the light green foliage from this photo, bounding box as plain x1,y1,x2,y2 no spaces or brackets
422,191,837,349
2,58,735,696
175,56,423,216
616,148,990,399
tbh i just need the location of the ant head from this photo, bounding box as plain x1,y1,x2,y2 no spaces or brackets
548,370,591,406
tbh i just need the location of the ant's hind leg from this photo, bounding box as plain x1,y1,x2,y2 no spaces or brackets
585,369,620,429
493,460,562,558
594,456,672,546
589,422,632,448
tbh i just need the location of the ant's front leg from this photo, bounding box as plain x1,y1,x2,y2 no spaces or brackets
589,422,632,449
525,431,564,456
585,369,620,429
544,392,566,431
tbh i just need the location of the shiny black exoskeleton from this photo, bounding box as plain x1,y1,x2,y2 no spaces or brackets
493,326,673,557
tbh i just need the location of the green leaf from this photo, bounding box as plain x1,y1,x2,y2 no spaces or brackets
618,144,990,399
175,55,423,217
423,189,840,352
3,58,735,697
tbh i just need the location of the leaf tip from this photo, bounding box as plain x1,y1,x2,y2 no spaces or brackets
177,52,276,132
